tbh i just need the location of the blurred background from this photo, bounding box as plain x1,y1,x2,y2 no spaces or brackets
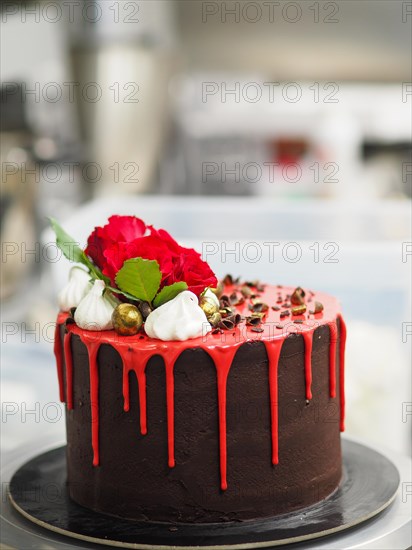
1,1,411,459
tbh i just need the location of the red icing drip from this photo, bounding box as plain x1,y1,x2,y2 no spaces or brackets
206,345,241,491
302,331,313,400
56,285,347,488
87,341,101,466
163,352,182,469
63,332,74,410
263,340,283,465
53,321,64,402
337,314,347,432
122,359,129,412
118,347,155,436
328,321,338,398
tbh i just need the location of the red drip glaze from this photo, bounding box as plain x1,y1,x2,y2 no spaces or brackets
263,340,283,465
118,346,156,436
63,332,74,410
122,358,130,412
328,321,338,398
55,285,347,489
205,345,242,491
163,349,184,469
302,331,313,400
87,341,101,466
53,321,64,402
165,360,175,468
337,314,347,432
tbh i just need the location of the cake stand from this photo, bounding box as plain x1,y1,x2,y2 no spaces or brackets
1,436,411,550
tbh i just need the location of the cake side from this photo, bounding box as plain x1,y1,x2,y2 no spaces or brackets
56,283,346,523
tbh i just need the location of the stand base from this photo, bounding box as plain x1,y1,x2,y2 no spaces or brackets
8,439,399,549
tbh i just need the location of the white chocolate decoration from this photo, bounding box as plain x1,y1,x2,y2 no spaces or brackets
144,291,212,341
74,280,116,331
58,266,92,312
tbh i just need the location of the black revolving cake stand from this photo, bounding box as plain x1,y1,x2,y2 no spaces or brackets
8,439,400,549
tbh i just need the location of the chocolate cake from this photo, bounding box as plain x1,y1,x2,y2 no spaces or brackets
51,216,346,524
54,284,346,523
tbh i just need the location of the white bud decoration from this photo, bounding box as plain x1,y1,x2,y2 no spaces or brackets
58,267,92,312
144,291,211,341
74,280,116,331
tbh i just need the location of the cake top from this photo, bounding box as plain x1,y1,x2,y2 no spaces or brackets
60,282,340,347
51,215,340,344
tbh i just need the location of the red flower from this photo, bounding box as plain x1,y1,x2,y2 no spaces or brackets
103,236,175,286
167,247,218,296
85,215,217,296
86,215,146,269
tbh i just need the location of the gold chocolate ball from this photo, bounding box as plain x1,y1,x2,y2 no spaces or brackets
112,303,143,336
199,295,219,318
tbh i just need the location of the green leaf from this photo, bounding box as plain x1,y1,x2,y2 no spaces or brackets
106,285,140,302
49,217,85,264
115,258,161,303
48,217,109,283
153,281,188,308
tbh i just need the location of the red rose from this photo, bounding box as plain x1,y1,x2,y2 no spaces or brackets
86,215,146,269
167,247,217,296
85,215,217,296
103,235,175,286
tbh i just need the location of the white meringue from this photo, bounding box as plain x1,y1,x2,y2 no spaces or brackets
144,291,212,341
74,280,116,331
58,266,92,312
